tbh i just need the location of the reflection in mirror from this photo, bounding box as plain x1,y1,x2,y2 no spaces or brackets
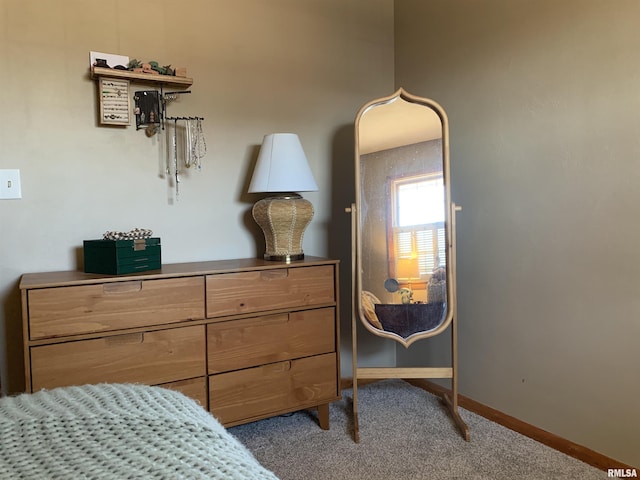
356,90,451,345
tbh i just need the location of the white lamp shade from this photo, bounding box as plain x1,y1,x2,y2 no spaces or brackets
248,133,318,193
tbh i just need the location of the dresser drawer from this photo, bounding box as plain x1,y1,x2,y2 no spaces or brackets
209,353,338,426
206,265,335,318
27,276,205,339
207,307,335,374
159,376,208,408
30,325,205,391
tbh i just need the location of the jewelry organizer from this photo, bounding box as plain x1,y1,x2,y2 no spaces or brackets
91,66,207,199
98,77,131,125
92,67,193,127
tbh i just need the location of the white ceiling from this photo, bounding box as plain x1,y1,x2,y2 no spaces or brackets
358,97,442,154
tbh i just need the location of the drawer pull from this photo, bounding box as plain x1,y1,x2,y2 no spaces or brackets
103,281,143,294
105,333,144,345
133,239,147,251
260,269,288,280
263,313,289,325
265,361,291,373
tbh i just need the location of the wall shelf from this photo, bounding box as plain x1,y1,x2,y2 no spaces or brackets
90,66,193,88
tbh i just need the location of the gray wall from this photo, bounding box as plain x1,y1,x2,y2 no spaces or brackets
0,0,395,394
2,0,636,469
395,0,640,467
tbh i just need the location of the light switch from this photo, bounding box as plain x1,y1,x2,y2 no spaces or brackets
0,169,22,199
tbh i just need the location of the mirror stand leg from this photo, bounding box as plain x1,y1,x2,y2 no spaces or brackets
352,317,360,443
348,203,360,443
446,202,469,441
443,393,470,441
445,312,470,441
352,393,360,443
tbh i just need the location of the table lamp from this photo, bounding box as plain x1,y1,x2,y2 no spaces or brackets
248,133,318,262
396,256,420,281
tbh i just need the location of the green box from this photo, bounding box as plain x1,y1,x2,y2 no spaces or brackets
83,238,161,275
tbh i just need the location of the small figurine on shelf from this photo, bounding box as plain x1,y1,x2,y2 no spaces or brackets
128,59,143,73
141,63,157,74
399,287,413,305
148,61,174,76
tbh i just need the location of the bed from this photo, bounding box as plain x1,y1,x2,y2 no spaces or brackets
0,383,279,479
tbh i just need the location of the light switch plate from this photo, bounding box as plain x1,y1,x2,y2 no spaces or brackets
0,169,22,199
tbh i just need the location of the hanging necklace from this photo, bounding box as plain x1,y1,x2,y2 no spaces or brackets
185,119,193,168
194,118,207,170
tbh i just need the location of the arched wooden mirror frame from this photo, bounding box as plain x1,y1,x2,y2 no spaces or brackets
348,88,469,442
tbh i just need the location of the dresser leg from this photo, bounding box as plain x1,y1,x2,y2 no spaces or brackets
317,403,330,430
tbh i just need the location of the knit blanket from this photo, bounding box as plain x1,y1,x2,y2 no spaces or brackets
0,384,279,480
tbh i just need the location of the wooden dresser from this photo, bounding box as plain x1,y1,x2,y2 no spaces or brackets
20,257,340,428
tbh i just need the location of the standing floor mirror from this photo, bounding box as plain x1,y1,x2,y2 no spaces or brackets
348,88,469,442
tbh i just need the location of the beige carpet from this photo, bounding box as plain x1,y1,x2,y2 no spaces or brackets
230,379,607,480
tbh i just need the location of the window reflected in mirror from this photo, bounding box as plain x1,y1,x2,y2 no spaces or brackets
390,173,446,288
